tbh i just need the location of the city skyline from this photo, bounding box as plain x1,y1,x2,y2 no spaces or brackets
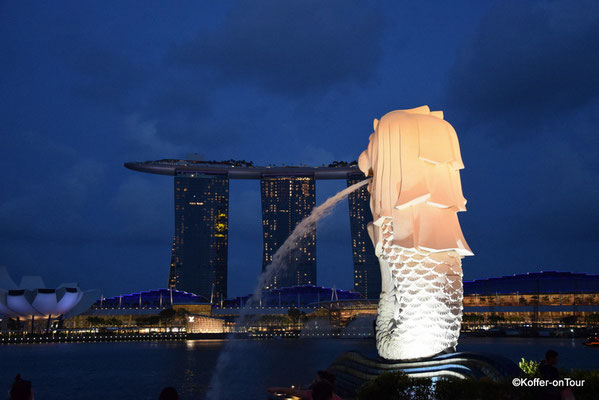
1,1,598,299
136,159,380,300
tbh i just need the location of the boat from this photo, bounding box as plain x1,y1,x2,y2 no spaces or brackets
583,336,599,347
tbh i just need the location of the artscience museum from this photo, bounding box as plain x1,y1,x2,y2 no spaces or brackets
0,267,99,333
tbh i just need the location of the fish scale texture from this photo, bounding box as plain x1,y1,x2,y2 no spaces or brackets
375,218,463,360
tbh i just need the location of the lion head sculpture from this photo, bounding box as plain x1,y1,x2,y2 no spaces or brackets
358,106,472,256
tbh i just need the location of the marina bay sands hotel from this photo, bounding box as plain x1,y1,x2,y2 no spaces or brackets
124,159,380,303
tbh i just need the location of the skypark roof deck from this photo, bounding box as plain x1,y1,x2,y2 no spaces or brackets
124,159,361,179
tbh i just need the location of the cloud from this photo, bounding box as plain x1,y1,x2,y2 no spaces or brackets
147,81,213,118
170,0,386,97
0,128,172,247
445,0,599,125
110,175,172,245
298,145,336,167
520,102,599,242
124,114,186,158
69,46,149,110
0,157,106,243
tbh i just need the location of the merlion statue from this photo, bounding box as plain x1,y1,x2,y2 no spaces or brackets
359,106,473,360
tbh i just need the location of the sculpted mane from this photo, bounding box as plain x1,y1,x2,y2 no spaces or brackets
359,105,471,255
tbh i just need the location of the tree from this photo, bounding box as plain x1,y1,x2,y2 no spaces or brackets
518,297,527,305
585,313,599,324
259,315,289,324
175,308,189,318
462,314,484,323
299,311,308,324
487,314,505,324
357,372,433,400
288,308,301,324
135,316,160,326
159,308,176,325
560,315,578,325
86,316,105,326
108,317,122,326
519,358,540,377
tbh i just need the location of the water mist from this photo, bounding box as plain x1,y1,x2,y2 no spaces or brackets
206,178,370,399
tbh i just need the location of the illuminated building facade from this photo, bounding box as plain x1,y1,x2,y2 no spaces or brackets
462,271,599,326
170,172,229,303
261,176,316,289
310,272,599,329
0,267,100,333
64,288,219,331
221,285,361,308
347,172,380,299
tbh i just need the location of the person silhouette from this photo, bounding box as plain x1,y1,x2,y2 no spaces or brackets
9,374,34,400
158,386,179,400
267,370,342,399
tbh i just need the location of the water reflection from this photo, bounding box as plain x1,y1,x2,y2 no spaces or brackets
0,338,595,400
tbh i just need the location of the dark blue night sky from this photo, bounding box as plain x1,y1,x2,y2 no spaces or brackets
1,1,598,298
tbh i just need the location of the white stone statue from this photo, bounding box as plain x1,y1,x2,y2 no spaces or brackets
359,106,473,360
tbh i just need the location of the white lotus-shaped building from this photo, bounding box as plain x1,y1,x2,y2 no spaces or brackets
0,266,99,322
